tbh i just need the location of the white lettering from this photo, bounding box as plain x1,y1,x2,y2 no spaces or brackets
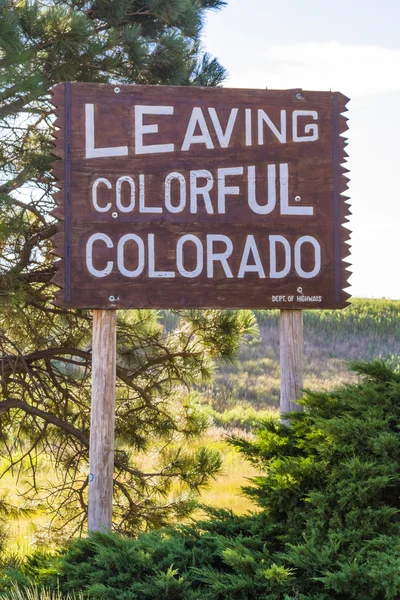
176,235,203,278
248,164,277,214
181,107,214,151
207,235,233,278
208,108,238,148
116,176,135,213
190,170,214,214
258,109,287,144
245,109,252,146
117,234,145,277
85,104,128,159
92,178,112,212
86,233,113,277
294,236,321,278
165,172,186,213
148,234,175,278
134,106,174,154
279,164,313,215
293,110,318,142
269,235,291,278
238,235,265,278
139,173,162,213
217,167,243,213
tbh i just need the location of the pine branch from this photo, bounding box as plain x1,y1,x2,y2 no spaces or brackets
2,194,49,225
0,95,41,119
0,397,194,480
0,0,231,535
0,397,89,443
7,223,57,278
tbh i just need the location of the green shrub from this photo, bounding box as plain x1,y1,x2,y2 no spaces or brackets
232,359,400,598
4,360,400,599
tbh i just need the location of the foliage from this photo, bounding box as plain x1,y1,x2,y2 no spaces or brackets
3,298,399,547
0,0,241,537
5,360,400,599
0,308,256,535
232,359,400,599
2,515,290,600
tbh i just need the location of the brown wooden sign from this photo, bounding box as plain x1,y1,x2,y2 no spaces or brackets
51,83,350,309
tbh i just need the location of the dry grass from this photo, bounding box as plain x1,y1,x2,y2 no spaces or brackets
1,585,83,600
0,461,60,557
212,299,400,409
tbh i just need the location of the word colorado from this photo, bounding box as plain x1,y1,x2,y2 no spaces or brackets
86,233,321,280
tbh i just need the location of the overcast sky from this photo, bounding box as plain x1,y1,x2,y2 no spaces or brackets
204,0,400,299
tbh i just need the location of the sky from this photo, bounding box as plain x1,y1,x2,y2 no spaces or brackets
203,0,400,299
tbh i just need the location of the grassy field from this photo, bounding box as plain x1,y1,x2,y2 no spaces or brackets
1,299,399,555
205,298,400,411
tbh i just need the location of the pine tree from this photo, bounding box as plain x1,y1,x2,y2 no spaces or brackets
0,0,248,537
0,0,227,304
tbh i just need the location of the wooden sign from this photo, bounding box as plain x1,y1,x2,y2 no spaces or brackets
51,83,350,309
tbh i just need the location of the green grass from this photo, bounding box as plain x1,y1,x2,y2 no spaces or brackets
195,428,260,515
1,299,399,556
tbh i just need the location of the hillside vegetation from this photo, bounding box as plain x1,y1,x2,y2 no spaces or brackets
204,299,400,417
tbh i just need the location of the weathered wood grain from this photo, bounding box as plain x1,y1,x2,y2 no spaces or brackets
280,309,303,414
88,309,117,532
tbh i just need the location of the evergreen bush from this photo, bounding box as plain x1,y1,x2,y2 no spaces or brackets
3,360,400,599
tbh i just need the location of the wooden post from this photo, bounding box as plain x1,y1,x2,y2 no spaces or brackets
88,309,117,532
280,310,304,416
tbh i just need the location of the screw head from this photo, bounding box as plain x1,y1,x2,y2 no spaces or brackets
112,211,118,218
297,287,303,294
295,195,301,202
109,295,117,302
114,87,120,94
296,92,303,100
